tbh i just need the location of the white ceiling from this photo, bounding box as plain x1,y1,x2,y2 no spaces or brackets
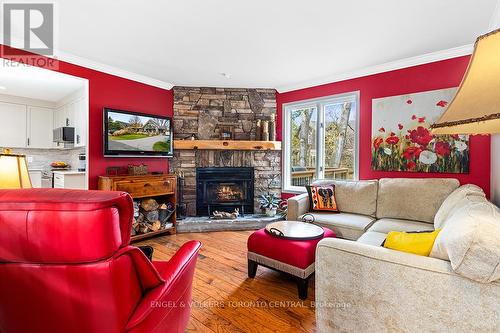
0,64,86,102
6,1,500,92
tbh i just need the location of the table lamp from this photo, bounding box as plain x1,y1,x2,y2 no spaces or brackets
0,149,32,189
431,28,500,134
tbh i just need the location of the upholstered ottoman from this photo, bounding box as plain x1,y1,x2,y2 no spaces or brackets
247,226,335,299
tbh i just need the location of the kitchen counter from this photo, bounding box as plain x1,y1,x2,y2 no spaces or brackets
53,170,86,189
52,170,86,175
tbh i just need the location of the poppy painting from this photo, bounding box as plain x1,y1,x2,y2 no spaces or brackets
371,88,469,173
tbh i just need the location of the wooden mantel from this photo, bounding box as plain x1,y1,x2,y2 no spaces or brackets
174,140,281,151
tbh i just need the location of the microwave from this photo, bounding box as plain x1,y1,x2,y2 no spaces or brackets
53,127,75,143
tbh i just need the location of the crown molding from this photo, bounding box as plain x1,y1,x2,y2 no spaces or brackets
1,37,175,90
276,44,473,93
54,51,174,90
1,39,473,94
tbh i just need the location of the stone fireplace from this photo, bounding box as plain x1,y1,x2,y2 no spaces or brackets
171,86,281,217
196,167,254,216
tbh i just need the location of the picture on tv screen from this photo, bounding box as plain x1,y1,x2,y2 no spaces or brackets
104,108,173,157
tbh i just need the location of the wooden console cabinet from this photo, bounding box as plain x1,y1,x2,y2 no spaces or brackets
98,174,176,242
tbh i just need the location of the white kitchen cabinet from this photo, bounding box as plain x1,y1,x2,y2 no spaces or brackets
28,107,54,148
53,107,59,128
74,98,87,147
28,170,42,188
54,104,70,128
65,102,76,127
53,106,62,128
53,171,86,189
0,102,27,148
53,96,86,147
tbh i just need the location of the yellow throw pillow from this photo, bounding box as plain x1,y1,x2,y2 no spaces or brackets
383,229,441,256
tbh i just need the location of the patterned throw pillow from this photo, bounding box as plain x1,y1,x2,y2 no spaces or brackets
306,184,339,212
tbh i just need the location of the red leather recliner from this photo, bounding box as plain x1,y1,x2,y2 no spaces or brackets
0,189,201,333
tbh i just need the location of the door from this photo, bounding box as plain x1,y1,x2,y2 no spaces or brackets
0,102,27,148
28,107,54,148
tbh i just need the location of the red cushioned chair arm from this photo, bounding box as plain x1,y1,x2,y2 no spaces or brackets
155,240,201,287
114,246,165,291
125,240,201,332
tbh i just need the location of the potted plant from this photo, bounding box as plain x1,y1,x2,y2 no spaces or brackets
259,192,281,217
277,200,288,218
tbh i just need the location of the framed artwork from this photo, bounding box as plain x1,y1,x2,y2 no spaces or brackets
371,88,469,173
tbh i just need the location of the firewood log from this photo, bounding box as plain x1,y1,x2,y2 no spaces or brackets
133,223,140,232
139,223,150,234
145,210,159,223
136,212,145,224
141,198,159,211
151,220,161,231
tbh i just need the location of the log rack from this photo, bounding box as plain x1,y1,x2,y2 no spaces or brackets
98,174,177,242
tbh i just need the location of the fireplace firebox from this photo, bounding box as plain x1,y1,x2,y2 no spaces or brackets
196,167,254,216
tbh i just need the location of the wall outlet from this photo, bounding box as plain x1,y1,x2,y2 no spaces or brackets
27,156,33,163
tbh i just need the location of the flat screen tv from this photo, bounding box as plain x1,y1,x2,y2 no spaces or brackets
103,108,173,157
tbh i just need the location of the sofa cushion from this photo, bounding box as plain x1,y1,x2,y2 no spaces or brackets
431,195,489,261
299,212,375,240
376,178,460,223
368,218,434,234
434,184,486,230
356,231,387,246
430,198,500,283
312,179,378,217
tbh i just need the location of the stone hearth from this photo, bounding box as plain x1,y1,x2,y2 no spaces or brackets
171,87,281,216
176,214,283,233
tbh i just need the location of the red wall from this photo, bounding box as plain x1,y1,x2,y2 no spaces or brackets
277,56,491,196
1,45,173,189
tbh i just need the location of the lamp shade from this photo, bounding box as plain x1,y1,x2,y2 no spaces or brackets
431,28,500,134
0,153,32,189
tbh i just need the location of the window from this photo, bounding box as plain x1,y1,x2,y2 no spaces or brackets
282,92,359,193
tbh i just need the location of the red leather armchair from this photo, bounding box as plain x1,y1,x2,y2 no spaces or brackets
0,189,201,333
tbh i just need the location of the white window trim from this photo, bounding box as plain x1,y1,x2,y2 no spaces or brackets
282,91,360,194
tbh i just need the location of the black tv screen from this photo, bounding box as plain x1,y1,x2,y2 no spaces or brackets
104,108,173,157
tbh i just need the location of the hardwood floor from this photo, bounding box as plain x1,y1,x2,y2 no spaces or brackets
138,231,316,333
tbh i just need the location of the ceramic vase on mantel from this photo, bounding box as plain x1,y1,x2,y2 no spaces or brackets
269,114,276,141
255,119,262,141
261,120,269,141
265,208,277,217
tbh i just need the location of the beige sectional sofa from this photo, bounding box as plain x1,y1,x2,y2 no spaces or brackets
287,178,500,332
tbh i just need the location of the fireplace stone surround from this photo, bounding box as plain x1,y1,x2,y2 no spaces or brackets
171,86,281,217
